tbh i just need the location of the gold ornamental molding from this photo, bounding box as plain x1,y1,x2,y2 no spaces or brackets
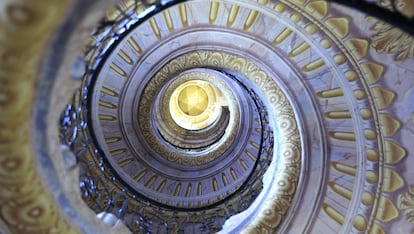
0,1,78,233
368,16,414,62
138,64,242,166
398,185,414,223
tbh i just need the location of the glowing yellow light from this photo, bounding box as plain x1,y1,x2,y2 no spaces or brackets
177,85,209,116
169,79,222,130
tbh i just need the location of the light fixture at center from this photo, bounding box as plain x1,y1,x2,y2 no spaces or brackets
177,84,209,116
169,78,222,130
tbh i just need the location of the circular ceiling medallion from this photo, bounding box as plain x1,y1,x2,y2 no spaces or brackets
2,0,413,233
65,0,411,231
169,75,221,130
177,83,209,116
73,0,302,231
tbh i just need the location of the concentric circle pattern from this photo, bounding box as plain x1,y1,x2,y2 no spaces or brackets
60,0,412,233
175,81,210,116
170,77,220,130
72,0,303,232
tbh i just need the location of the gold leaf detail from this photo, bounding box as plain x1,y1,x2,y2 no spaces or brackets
376,196,399,222
322,203,344,225
209,2,219,24
325,17,349,39
361,62,384,84
353,215,367,231
370,20,414,61
384,140,407,164
398,186,414,223
273,28,292,46
346,38,369,60
227,5,240,27
324,111,351,119
316,88,344,98
328,182,352,200
305,1,328,19
302,58,325,72
292,0,305,5
371,87,396,109
379,113,401,137
329,132,356,142
372,223,386,234
383,168,405,192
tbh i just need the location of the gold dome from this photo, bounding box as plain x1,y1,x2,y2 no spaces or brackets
169,79,221,130
177,85,208,116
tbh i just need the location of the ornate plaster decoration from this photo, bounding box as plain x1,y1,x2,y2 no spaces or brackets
368,17,414,61
0,1,79,233
398,185,414,223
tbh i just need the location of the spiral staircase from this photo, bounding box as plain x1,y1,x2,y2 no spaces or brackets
1,0,414,233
